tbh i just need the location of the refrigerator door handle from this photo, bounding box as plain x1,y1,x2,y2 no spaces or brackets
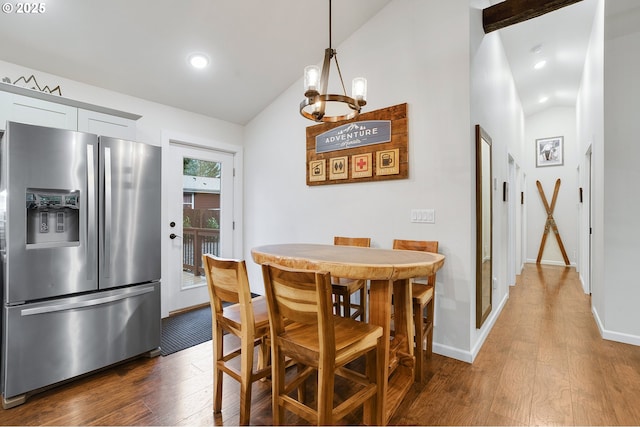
104,146,112,278
87,144,96,281
20,286,156,316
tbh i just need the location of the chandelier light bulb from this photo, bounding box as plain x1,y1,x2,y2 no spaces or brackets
304,65,320,94
352,77,367,102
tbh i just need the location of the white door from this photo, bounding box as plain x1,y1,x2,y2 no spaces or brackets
166,142,235,313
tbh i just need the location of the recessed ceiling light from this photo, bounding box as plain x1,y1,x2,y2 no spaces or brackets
539,96,549,103
531,44,543,54
534,60,547,70
188,53,209,69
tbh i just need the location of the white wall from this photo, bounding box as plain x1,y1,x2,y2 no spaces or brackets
599,1,640,343
576,0,604,305
576,0,640,346
244,0,477,361
0,60,243,148
470,2,526,357
525,107,578,266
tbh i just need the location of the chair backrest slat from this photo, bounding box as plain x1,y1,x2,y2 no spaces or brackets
262,263,335,352
203,254,255,327
271,274,319,323
393,239,438,253
392,239,439,286
210,267,242,303
334,236,371,247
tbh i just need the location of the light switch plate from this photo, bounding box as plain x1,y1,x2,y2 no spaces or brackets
410,209,435,224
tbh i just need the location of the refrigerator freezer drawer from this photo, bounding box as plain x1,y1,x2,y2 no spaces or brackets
2,282,160,400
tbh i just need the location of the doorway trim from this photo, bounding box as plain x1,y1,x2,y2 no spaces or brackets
586,144,592,295
160,129,243,318
507,154,517,286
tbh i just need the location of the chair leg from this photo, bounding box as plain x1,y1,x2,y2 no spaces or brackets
335,289,348,318
238,333,255,425
332,292,345,317
332,294,339,315
425,299,434,356
343,290,351,319
363,340,381,425
316,360,335,426
358,286,367,322
258,336,269,371
414,300,425,383
297,363,307,404
272,349,286,426
213,326,224,413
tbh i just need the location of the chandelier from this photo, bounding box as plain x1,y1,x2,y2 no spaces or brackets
300,0,367,123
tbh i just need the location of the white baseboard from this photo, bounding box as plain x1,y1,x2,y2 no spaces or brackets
578,272,589,294
433,342,473,363
592,305,640,346
525,258,575,267
432,292,509,364
469,292,508,362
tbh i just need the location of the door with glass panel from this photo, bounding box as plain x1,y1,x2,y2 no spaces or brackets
167,143,234,313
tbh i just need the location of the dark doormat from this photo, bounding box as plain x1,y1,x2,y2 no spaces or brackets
160,295,257,356
160,305,212,356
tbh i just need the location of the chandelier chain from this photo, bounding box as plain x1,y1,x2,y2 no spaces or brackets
329,0,332,50
329,0,346,96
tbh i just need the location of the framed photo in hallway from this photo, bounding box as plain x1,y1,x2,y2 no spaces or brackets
536,136,564,167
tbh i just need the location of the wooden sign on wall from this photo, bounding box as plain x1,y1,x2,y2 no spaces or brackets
306,103,408,186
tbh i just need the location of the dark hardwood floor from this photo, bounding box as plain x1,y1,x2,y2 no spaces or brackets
2,263,640,425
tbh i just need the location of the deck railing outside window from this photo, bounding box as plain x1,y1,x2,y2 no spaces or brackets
182,228,220,276
182,207,221,276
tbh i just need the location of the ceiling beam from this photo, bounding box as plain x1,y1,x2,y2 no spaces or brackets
483,0,583,33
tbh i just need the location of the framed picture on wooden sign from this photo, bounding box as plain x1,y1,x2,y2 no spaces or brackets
536,136,563,167
306,103,408,186
329,156,348,180
308,159,326,182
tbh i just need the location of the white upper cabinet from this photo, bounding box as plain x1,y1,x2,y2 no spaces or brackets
77,109,137,140
0,84,140,139
0,91,77,131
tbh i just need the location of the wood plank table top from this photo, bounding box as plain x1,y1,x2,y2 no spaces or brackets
251,243,446,425
251,243,444,281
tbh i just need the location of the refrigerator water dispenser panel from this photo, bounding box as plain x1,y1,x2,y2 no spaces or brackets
26,189,80,246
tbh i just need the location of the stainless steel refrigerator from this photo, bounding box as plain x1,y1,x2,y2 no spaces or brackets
0,121,161,408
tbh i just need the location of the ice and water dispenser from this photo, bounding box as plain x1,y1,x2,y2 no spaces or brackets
26,190,80,246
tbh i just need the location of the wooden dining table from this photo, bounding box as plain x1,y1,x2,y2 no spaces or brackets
251,243,445,425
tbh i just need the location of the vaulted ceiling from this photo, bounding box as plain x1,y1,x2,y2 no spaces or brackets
0,0,390,125
493,0,598,117
0,1,602,124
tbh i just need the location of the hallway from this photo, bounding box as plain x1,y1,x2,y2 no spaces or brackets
1,264,639,425
393,263,640,425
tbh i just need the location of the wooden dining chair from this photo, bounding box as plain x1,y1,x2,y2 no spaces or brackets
202,254,271,426
392,239,439,383
261,263,383,426
332,236,370,321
